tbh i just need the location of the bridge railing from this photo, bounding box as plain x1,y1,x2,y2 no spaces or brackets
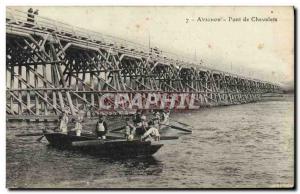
6,8,150,52
6,9,217,68
6,8,279,87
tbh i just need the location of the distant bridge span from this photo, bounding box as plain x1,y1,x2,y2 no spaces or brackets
6,9,281,121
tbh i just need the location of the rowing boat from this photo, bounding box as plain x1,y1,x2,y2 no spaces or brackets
44,132,163,158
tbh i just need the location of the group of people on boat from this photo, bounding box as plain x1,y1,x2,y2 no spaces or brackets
59,110,84,137
58,109,108,139
123,109,170,142
57,109,170,142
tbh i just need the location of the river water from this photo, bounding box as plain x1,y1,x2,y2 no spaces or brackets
6,95,294,188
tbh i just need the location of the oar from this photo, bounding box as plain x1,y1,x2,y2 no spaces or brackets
16,127,57,138
170,119,191,127
110,131,124,135
108,132,179,141
160,124,192,133
36,135,44,142
15,132,44,137
160,136,179,140
109,126,125,133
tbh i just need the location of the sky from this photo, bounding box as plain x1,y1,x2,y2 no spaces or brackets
8,6,294,86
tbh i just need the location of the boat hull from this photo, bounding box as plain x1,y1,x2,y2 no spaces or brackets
44,133,163,158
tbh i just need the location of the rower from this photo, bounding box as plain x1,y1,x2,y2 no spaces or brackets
134,114,148,137
161,110,170,125
133,109,142,127
141,115,148,128
153,111,161,129
141,120,160,141
59,110,69,134
124,118,136,140
95,115,108,139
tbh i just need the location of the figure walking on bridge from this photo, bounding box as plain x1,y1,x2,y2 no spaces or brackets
33,9,39,20
27,8,39,25
27,8,34,23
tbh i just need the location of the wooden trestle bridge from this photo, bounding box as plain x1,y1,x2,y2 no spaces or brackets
6,8,281,121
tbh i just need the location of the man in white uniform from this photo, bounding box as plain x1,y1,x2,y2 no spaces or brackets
59,111,69,133
70,115,83,136
141,121,160,141
95,115,108,139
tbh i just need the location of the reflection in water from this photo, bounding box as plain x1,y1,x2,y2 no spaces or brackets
105,156,163,176
46,144,163,176
7,96,294,188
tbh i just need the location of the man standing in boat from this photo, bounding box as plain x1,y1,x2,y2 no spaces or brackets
70,111,84,136
69,115,83,136
95,115,108,139
59,110,69,134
